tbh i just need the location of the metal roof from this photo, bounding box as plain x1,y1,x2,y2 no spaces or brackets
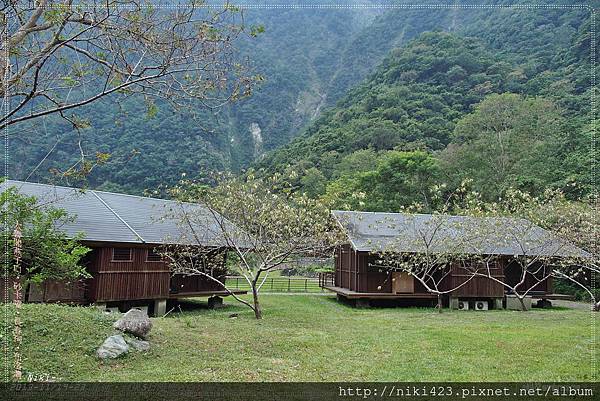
2,180,234,246
332,210,590,258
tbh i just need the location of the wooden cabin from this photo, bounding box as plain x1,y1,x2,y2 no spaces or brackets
2,180,245,315
321,210,588,309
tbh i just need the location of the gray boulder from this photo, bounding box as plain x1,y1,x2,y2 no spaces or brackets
113,308,153,339
125,336,150,352
97,334,129,359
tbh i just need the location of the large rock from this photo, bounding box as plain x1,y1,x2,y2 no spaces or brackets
125,336,150,352
97,335,129,359
113,308,153,339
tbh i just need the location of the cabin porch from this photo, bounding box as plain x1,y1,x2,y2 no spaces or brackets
322,285,438,300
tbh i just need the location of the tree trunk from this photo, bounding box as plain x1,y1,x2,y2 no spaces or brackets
251,285,262,319
436,293,443,313
518,296,527,312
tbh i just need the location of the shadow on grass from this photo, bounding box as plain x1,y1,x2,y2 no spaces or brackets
162,295,579,322
321,295,437,309
538,306,572,311
319,295,579,313
163,298,249,318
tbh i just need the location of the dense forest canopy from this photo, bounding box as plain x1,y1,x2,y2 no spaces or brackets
6,1,596,205
256,5,596,209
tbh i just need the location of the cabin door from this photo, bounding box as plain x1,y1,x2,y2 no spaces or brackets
392,272,414,293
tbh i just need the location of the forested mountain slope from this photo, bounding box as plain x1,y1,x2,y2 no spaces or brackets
256,4,595,209
8,1,596,196
9,1,383,193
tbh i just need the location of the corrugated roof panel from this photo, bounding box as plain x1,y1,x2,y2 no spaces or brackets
332,210,590,258
2,180,231,246
93,190,228,246
2,180,140,243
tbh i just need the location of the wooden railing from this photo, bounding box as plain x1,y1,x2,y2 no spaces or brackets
225,276,326,293
318,272,335,288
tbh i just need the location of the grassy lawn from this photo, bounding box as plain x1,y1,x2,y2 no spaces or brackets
226,274,325,293
1,295,597,382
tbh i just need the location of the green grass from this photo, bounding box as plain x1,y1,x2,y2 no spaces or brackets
1,295,597,382
226,274,324,293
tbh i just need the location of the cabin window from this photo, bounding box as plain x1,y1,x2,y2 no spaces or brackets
112,248,132,261
146,249,162,262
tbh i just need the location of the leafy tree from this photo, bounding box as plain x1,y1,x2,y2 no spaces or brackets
446,186,599,310
361,150,440,211
332,148,379,178
441,93,567,200
1,186,90,285
323,150,440,212
1,1,254,129
552,120,598,199
2,183,90,380
378,182,599,312
162,172,343,319
371,213,488,312
321,174,365,211
299,167,328,198
2,0,257,184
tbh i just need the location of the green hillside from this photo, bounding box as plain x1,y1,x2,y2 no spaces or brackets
6,1,595,197
8,1,383,193
256,5,595,209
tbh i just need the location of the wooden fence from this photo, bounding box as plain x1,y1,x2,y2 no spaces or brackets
225,276,326,293
318,272,335,288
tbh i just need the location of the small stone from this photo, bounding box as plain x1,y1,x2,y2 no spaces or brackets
114,308,153,339
97,335,129,359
